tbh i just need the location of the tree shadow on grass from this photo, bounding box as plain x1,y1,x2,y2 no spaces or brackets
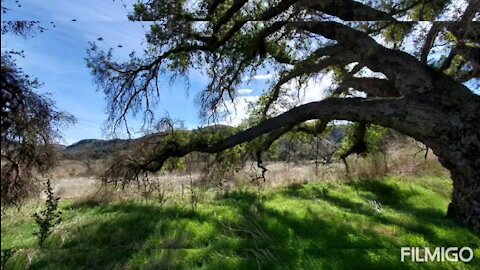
10,185,478,270
23,190,272,270
256,205,406,270
212,189,455,270
28,203,210,270
280,180,479,248
215,190,465,269
350,180,479,247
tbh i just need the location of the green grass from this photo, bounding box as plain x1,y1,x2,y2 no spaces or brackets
1,176,479,269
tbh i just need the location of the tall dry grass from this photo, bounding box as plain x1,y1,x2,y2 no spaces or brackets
39,137,449,206
342,138,448,181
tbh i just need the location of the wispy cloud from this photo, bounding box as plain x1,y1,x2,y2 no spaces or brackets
244,73,274,81
298,73,333,104
237,88,254,95
218,72,334,126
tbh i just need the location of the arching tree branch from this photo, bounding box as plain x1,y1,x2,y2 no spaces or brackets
337,77,401,97
106,97,420,181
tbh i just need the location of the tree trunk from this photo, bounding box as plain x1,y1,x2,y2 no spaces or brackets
422,91,480,233
447,171,480,233
435,126,480,233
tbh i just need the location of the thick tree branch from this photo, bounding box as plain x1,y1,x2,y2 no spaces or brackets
107,97,422,181
421,22,444,64
437,0,480,71
211,0,249,33
295,21,429,87
295,21,474,101
337,77,401,97
299,0,396,21
460,0,480,22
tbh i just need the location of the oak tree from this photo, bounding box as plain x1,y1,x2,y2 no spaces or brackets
87,0,480,231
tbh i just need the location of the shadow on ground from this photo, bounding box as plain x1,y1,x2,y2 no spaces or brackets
4,179,480,270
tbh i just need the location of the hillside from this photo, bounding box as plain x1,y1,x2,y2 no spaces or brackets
63,138,131,160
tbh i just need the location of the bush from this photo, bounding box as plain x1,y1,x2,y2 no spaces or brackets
32,179,62,248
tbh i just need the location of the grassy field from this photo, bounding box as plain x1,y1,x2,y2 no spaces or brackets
1,176,479,269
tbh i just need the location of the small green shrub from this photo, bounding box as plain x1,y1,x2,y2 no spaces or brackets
189,180,199,210
32,179,62,248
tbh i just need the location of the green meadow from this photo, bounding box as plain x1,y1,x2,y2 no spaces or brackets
2,176,479,269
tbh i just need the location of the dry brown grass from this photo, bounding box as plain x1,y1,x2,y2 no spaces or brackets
342,138,448,181
69,187,126,208
51,159,110,179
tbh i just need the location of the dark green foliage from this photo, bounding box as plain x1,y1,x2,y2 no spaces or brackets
1,248,16,269
32,179,62,248
338,123,388,158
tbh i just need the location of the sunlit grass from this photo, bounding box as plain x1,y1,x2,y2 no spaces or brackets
1,176,479,269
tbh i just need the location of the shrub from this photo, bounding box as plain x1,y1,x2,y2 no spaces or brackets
32,179,62,248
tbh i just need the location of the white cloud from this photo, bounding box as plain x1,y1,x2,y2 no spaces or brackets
298,73,334,104
220,73,334,126
219,95,259,126
353,67,387,79
243,73,274,81
237,88,254,95
247,72,335,118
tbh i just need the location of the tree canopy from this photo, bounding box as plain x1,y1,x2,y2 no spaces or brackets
86,0,480,231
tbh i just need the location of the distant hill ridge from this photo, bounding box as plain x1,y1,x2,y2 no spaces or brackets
66,138,129,150
62,125,234,160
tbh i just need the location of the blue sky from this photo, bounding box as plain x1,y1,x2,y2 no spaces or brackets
1,0,272,145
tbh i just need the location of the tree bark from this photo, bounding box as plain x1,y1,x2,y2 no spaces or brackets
413,89,480,233
434,115,480,233
447,171,480,233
